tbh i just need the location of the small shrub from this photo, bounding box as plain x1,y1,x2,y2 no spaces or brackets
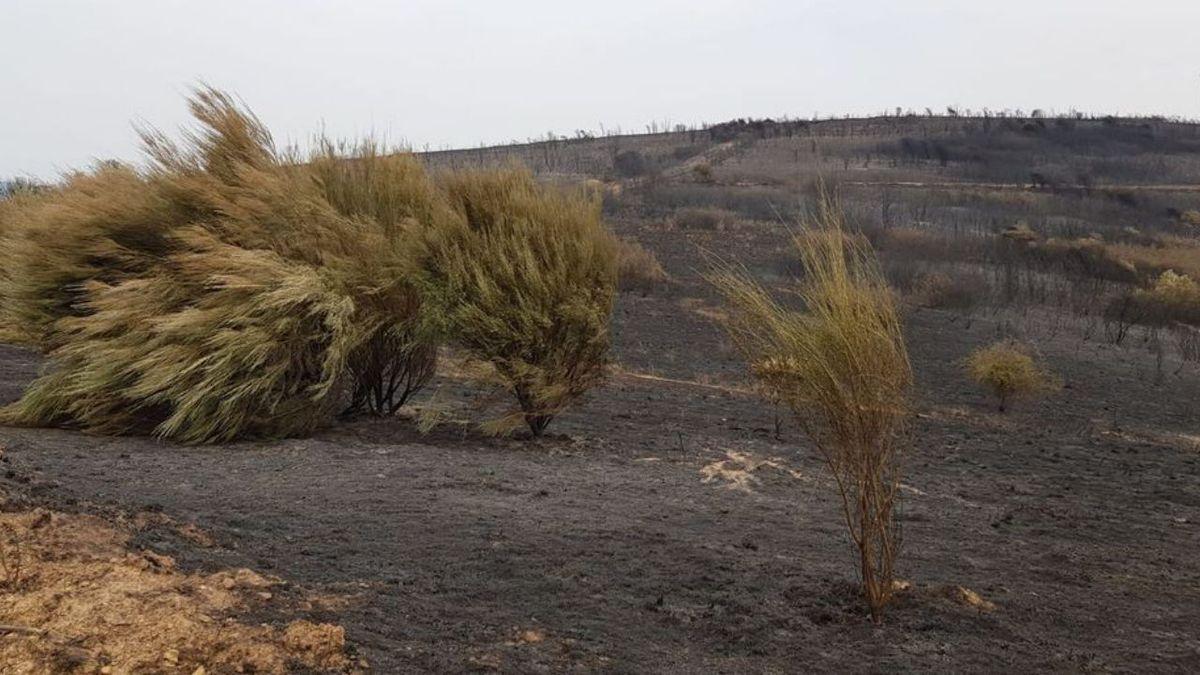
911,268,990,310
615,238,669,294
709,195,912,622
691,163,715,184
418,167,618,435
965,341,1059,411
673,206,736,231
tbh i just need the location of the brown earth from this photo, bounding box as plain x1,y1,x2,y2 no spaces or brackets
1,216,1199,673
0,504,355,674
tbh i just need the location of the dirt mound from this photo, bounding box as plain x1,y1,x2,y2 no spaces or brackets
0,507,356,674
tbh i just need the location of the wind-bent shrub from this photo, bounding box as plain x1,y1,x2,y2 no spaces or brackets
709,195,912,622
308,140,455,416
0,164,176,349
965,340,1058,412
417,167,618,435
2,88,443,442
0,186,46,344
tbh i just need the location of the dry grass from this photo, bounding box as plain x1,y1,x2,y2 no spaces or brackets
0,508,352,673
615,237,669,293
672,206,737,231
709,194,912,622
417,166,618,435
910,268,990,310
1108,237,1200,281
965,340,1059,412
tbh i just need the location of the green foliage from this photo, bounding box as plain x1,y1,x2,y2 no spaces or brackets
965,340,1058,411
709,194,912,622
417,167,618,435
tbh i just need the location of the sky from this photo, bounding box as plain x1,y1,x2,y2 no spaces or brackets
2,0,1199,179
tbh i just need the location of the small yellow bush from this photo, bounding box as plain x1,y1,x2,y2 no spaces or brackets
965,341,1058,411
1150,269,1200,304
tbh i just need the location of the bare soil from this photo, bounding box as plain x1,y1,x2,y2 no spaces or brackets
0,505,353,674
1,219,1199,673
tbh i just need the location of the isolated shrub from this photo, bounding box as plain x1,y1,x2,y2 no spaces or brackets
615,238,669,294
2,88,442,442
965,341,1058,412
418,167,618,435
911,268,989,310
709,195,912,622
673,206,736,231
692,163,715,184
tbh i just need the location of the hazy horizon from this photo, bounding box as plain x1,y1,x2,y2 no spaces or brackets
3,0,1199,180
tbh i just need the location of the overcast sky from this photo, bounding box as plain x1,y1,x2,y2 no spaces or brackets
2,0,1198,179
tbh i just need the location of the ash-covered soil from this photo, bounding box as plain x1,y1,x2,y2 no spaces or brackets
2,220,1199,673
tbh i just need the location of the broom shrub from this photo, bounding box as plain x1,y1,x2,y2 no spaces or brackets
709,194,913,622
417,167,618,435
2,88,443,442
